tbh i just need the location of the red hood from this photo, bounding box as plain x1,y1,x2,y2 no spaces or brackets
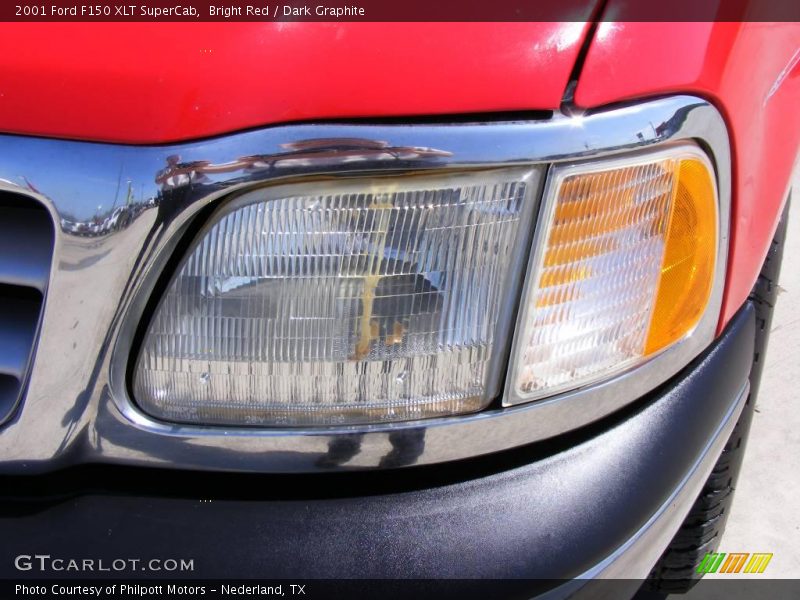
0,21,595,144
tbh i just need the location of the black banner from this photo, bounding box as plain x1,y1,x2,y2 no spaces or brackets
5,579,800,599
4,0,800,22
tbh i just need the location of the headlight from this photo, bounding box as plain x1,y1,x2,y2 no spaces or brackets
133,168,538,426
506,144,718,404
131,141,720,426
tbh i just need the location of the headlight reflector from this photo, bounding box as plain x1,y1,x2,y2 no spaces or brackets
133,169,537,426
507,145,718,404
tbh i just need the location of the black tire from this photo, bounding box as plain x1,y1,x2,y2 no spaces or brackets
644,197,790,594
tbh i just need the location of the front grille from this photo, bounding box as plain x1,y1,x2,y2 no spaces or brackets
0,191,54,425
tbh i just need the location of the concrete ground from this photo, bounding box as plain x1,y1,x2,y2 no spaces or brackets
686,166,800,590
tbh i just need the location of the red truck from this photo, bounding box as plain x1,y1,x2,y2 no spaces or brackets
0,11,798,598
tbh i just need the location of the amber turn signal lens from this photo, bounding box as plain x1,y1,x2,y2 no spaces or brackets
509,145,718,404
645,157,717,354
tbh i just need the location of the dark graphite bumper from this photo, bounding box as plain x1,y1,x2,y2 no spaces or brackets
0,304,755,597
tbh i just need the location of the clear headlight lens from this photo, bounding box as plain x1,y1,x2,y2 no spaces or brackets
133,168,537,426
506,144,718,404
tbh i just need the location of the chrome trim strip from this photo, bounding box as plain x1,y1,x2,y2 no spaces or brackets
0,95,731,473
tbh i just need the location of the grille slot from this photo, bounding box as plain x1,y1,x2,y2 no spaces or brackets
0,192,54,425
